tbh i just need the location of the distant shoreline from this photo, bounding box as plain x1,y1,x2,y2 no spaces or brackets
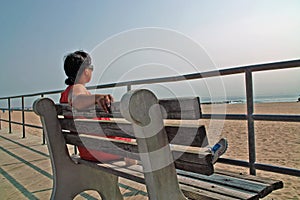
201,95,299,104
201,100,299,105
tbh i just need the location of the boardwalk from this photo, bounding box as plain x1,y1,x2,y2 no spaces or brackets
0,130,148,200
1,128,299,199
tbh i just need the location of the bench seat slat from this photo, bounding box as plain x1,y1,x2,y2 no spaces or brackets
72,158,146,183
180,184,242,200
177,169,282,199
178,176,258,200
178,170,268,192
59,119,208,147
215,170,283,189
73,157,261,200
214,170,283,198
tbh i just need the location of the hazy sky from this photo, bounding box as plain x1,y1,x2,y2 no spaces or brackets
0,1,300,101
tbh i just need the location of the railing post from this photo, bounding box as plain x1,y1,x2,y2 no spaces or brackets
22,96,26,138
127,84,131,91
8,98,12,133
0,108,2,130
41,94,46,145
245,69,256,175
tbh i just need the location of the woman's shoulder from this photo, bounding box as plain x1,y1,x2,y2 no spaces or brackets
72,84,91,95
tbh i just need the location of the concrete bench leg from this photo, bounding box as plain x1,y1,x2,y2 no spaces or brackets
50,162,123,200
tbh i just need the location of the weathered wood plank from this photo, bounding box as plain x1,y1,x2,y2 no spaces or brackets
178,176,258,200
56,97,202,120
180,184,241,200
73,158,145,184
59,118,208,147
73,158,257,200
159,97,202,119
216,169,283,189
166,125,208,147
65,134,213,175
177,169,276,198
215,170,284,198
60,118,135,138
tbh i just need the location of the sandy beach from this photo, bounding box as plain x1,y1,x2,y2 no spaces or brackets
0,102,299,199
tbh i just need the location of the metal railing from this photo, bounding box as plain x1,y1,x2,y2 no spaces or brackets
1,59,300,177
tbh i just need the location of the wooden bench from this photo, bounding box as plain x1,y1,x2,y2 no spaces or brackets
33,89,283,200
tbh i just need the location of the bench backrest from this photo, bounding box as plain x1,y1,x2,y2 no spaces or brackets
34,89,213,177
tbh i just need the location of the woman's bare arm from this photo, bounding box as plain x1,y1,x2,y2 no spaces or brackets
72,94,113,112
68,84,113,112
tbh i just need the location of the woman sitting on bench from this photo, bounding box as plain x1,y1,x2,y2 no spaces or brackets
60,50,227,164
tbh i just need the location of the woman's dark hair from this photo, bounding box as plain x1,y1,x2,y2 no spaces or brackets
63,50,92,85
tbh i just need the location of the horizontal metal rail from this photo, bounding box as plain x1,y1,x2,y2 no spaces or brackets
0,119,43,129
253,114,300,122
1,108,34,112
202,114,300,122
218,158,300,176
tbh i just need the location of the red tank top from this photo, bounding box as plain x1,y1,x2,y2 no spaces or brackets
60,85,73,104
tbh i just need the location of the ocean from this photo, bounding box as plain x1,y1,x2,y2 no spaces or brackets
200,95,299,104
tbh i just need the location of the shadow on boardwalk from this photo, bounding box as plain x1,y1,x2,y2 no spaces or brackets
0,130,148,200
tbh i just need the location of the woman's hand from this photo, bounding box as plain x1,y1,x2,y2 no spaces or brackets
95,94,114,113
